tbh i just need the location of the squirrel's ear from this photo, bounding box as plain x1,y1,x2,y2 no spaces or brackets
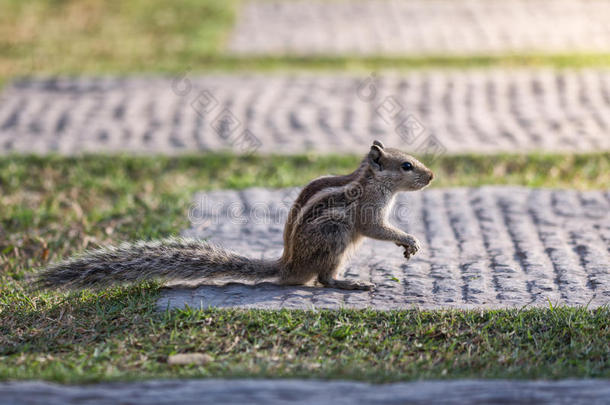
372,140,385,149
368,144,385,171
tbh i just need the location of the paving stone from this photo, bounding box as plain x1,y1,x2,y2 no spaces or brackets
2,70,610,155
158,186,610,310
229,0,610,56
1,379,609,405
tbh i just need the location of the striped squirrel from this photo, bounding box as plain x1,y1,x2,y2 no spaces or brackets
36,141,434,291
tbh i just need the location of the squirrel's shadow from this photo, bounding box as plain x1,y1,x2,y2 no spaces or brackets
158,281,372,310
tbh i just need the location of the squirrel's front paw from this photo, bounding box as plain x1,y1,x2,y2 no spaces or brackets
396,237,420,259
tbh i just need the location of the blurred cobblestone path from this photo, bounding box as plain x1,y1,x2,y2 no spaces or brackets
2,379,610,404
229,0,610,56
2,70,610,155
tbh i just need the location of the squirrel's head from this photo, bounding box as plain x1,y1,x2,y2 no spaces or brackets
366,140,434,191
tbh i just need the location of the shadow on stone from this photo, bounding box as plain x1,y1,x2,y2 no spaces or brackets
157,281,372,311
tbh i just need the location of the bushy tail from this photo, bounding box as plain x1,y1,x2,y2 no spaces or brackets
35,237,280,289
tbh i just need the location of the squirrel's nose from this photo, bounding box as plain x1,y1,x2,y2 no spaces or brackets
429,171,435,181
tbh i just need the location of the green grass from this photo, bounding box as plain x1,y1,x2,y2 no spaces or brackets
1,292,608,383
3,0,610,88
0,153,608,382
184,53,610,72
0,0,237,86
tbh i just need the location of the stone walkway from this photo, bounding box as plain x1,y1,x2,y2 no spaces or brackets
2,379,610,404
229,0,610,56
158,186,610,311
2,70,610,155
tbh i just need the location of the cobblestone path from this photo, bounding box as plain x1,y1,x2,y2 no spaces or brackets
158,186,610,310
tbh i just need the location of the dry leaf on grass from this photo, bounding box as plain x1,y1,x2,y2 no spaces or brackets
167,353,212,366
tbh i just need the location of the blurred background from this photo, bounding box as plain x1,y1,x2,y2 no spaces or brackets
1,0,610,155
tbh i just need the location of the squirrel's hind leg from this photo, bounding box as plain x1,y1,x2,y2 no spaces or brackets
315,237,375,291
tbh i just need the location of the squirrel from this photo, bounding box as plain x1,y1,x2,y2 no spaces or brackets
35,140,434,291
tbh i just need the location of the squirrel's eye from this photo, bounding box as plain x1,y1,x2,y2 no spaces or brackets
401,162,413,171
